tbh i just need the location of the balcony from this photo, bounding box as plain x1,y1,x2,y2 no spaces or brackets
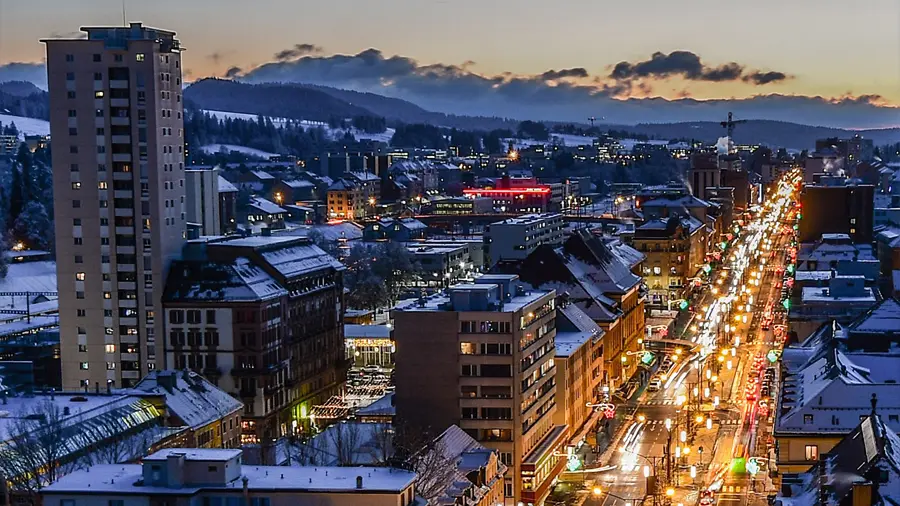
112,153,132,163
114,208,133,217
109,80,129,89
110,98,129,108
110,116,130,126
121,370,140,379
121,353,139,362
111,135,131,145
115,246,136,255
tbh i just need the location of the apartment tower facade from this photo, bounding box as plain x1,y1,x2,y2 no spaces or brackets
44,23,186,389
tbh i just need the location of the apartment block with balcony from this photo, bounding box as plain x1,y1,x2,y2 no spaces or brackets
392,275,566,506
484,213,565,265
44,23,186,389
162,235,348,457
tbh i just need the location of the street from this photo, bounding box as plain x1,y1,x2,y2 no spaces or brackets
579,173,801,506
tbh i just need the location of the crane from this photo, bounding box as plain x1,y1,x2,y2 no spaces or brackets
720,112,747,142
588,116,605,128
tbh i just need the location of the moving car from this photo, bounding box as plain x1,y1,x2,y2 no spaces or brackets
647,378,662,392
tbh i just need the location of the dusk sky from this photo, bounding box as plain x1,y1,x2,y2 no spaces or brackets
1,0,899,126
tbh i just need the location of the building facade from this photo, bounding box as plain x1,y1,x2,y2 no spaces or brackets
392,276,567,505
45,23,186,389
163,236,348,451
484,213,565,265
184,168,220,236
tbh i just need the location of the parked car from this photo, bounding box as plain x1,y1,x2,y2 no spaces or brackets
647,378,662,392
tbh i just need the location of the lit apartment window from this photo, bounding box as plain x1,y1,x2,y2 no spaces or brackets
104,292,111,299
105,344,115,353
805,445,818,461
106,362,116,370
71,182,81,190
95,91,104,99
78,345,87,352
79,362,89,370
135,53,145,62
99,182,107,189
75,272,85,281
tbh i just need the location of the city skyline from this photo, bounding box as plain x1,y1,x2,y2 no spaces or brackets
2,0,899,127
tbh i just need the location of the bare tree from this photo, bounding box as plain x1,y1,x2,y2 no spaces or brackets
0,400,75,494
409,438,460,505
328,422,362,466
77,424,163,467
364,423,394,466
282,433,326,467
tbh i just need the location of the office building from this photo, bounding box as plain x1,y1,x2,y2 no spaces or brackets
798,183,874,244
44,23,186,389
184,167,220,236
484,213,565,265
392,276,567,505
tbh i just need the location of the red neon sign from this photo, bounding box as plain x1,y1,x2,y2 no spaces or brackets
463,188,551,195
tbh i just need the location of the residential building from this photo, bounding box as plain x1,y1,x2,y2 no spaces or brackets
494,229,645,391
392,276,567,505
424,425,508,506
788,274,878,342
363,217,428,242
185,167,220,236
688,152,721,202
554,301,605,446
41,448,419,506
777,413,900,506
484,213,565,265
237,169,275,193
243,197,286,229
632,216,708,308
407,243,481,288
463,186,554,214
217,175,238,235
44,23,186,389
798,183,874,244
327,178,368,221
162,235,348,452
271,179,318,205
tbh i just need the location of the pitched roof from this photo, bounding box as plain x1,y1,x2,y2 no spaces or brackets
847,298,900,334
280,179,315,189
248,197,286,215
560,229,641,294
217,175,238,193
163,258,288,302
130,371,243,430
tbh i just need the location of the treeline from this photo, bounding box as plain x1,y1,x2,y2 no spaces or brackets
183,106,376,164
0,88,48,120
0,144,55,271
389,124,514,154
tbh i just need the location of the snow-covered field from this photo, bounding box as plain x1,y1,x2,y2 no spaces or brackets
0,114,50,137
199,144,278,159
201,109,394,144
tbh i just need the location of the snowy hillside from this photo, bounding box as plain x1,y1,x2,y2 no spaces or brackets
201,109,394,144
0,114,50,138
199,144,278,159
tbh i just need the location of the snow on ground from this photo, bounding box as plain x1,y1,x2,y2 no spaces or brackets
201,109,393,144
199,144,277,159
0,114,50,138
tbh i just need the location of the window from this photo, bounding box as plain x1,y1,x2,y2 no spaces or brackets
114,54,123,62
68,109,77,117
653,266,662,275
77,309,86,317
73,238,83,246
70,146,78,154
66,72,75,81
65,54,74,62
67,91,76,99
169,310,184,324
73,219,82,226
71,182,82,190
206,310,216,324
105,344,116,353
75,272,85,281
93,54,101,62
461,364,477,377
78,345,87,352
803,414,814,425
93,72,103,81
75,255,83,264
460,342,476,355
79,362,89,370
99,182,107,189
95,91,104,99
890,415,899,423
805,445,818,461
136,53,145,62
76,291,85,299
187,310,201,324
462,408,478,419
69,127,78,136
461,386,477,398
106,362,116,370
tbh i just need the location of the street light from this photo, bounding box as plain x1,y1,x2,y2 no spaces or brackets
680,430,687,443
664,418,672,431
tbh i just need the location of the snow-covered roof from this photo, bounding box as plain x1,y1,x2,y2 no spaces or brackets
344,324,391,339
800,286,876,303
328,179,356,191
0,260,57,294
846,298,900,334
555,331,594,358
280,179,315,189
44,461,416,494
250,169,274,180
259,243,345,279
427,425,507,506
348,171,379,182
217,175,238,193
777,347,900,434
129,371,243,430
641,195,712,209
355,393,395,417
560,229,641,295
164,258,288,302
603,236,646,269
794,270,834,282
248,196,286,215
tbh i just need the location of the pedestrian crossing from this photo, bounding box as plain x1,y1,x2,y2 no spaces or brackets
640,418,744,426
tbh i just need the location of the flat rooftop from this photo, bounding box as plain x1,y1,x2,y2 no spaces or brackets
491,213,562,226
801,286,876,303
44,464,416,495
394,285,552,313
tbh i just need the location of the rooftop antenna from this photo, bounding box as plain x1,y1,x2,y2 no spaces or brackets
122,0,127,26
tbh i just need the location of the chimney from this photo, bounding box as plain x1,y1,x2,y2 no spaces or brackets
106,380,112,395
356,476,363,489
166,453,186,488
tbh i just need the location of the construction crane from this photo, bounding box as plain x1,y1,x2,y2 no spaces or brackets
720,112,747,141
587,116,605,128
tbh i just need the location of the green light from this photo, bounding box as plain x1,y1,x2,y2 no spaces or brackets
747,458,760,476
787,264,795,274
730,457,746,474
642,351,654,365
702,264,712,274
566,454,583,472
782,299,791,310
720,241,728,249
767,350,779,363
679,300,689,311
